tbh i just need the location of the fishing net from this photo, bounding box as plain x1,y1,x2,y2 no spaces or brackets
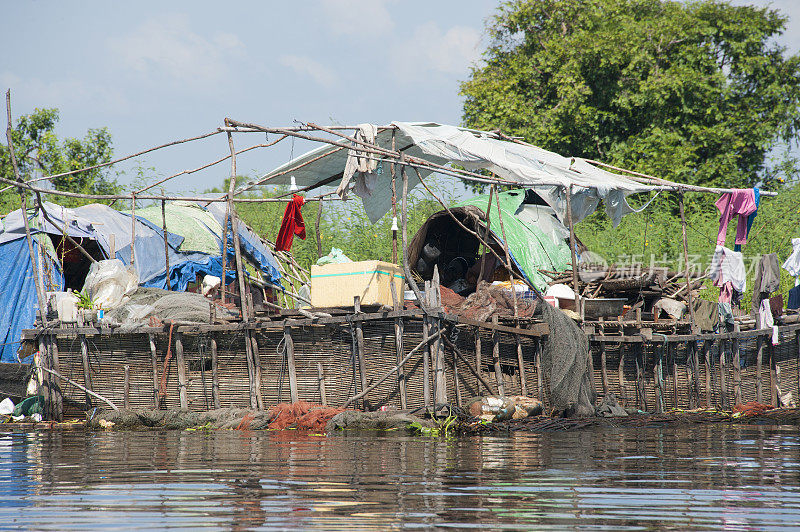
106,287,238,330
537,301,597,417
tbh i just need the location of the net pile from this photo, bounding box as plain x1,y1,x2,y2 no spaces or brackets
106,287,238,330
537,301,597,417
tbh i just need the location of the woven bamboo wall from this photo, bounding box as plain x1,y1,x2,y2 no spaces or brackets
38,319,800,416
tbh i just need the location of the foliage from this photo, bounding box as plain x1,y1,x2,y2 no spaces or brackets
0,108,119,214
74,289,93,310
461,0,800,193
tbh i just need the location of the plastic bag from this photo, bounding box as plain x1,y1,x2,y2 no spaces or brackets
316,248,352,265
82,259,138,310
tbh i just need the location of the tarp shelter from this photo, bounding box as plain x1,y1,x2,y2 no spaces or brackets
407,190,574,292
257,122,657,227
0,201,282,362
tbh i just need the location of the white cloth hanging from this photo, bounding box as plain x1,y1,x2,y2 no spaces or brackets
709,245,746,293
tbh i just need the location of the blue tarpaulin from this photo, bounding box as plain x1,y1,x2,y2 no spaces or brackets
0,237,62,362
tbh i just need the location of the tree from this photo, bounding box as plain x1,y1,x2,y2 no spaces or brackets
0,108,119,203
461,0,800,191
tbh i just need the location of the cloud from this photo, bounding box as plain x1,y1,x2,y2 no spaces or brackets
319,0,394,37
390,22,482,81
1,71,130,113
279,55,338,88
109,14,245,85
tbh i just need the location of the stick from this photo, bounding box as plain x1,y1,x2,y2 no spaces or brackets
315,197,323,259
211,335,220,409
477,185,494,284
6,90,47,320
494,186,518,318
391,129,398,264
341,330,443,408
317,362,327,406
441,334,498,396
175,332,188,409
566,184,580,315
161,200,171,290
284,325,298,403
679,193,697,330
39,365,119,412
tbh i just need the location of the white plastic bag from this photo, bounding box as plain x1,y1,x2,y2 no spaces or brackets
0,397,14,415
82,259,138,310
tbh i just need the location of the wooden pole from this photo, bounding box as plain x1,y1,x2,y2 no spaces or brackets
636,344,647,410
391,129,398,264
399,156,426,306
124,365,130,410
39,366,119,412
535,337,544,401
149,334,160,409
5,90,47,321
130,194,136,267
390,282,407,409
317,362,327,406
284,324,299,403
161,199,171,290
432,267,447,405
618,343,626,402
475,329,483,393
494,188,519,318
492,315,505,396
211,335,220,409
703,340,711,407
315,197,323,259
48,335,63,421
733,324,742,406
719,339,727,410
687,341,697,409
251,334,264,410
796,330,800,406
80,334,92,410
769,342,778,407
671,343,678,408
678,193,697,330
655,343,664,413
175,332,188,409
565,184,580,314
600,340,609,396
756,335,764,404
354,296,369,409
516,335,528,396
221,201,230,304
477,186,495,284
422,284,432,409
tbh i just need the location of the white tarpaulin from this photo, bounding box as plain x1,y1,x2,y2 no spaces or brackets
254,121,656,225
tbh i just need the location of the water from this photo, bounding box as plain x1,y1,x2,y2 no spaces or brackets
1,425,799,530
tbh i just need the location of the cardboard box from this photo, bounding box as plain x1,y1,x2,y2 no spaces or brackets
310,260,404,308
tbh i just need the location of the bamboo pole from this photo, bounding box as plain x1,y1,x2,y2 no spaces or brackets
432,268,447,405
40,365,119,412
477,185,495,283
719,339,727,410
354,296,369,409
124,365,130,410
757,335,764,403
536,338,543,401
422,283,432,409
475,329,483,393
80,334,92,410
130,194,136,267
494,188,518,318
703,340,711,407
317,362,327,406
175,332,188,409
315,197,323,259
600,340,609,396
391,129,398,264
655,343,664,413
284,325,299,404
5,90,47,321
671,343,678,408
400,157,427,306
733,324,742,406
49,335,62,421
390,282,407,409
161,199,171,290
211,335,220,409
565,184,580,315
618,343,625,401
149,334,160,409
678,193,697,330
516,335,528,396
492,315,505,396
251,334,264,410
769,342,778,407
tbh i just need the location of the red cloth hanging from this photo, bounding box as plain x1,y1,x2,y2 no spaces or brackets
275,194,306,252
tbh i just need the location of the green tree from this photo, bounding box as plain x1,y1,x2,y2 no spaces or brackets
461,0,800,191
1,108,119,212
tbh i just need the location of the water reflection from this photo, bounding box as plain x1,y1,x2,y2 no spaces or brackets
0,425,798,529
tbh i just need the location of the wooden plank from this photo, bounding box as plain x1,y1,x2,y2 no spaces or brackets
175,332,188,409
492,315,505,396
284,325,299,404
80,334,93,410
210,335,220,409
456,316,548,337
516,334,528,396
149,334,160,409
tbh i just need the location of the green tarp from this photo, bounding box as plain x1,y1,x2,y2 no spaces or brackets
457,190,572,291
133,201,223,255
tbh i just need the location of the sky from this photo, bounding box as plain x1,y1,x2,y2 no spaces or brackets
2,0,800,195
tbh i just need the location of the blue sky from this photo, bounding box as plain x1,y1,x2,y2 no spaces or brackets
2,0,799,194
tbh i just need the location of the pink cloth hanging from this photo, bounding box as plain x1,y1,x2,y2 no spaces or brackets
715,189,756,246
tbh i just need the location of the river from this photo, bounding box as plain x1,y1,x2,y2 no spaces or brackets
1,425,799,530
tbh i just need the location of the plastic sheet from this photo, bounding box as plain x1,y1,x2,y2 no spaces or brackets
82,259,138,310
